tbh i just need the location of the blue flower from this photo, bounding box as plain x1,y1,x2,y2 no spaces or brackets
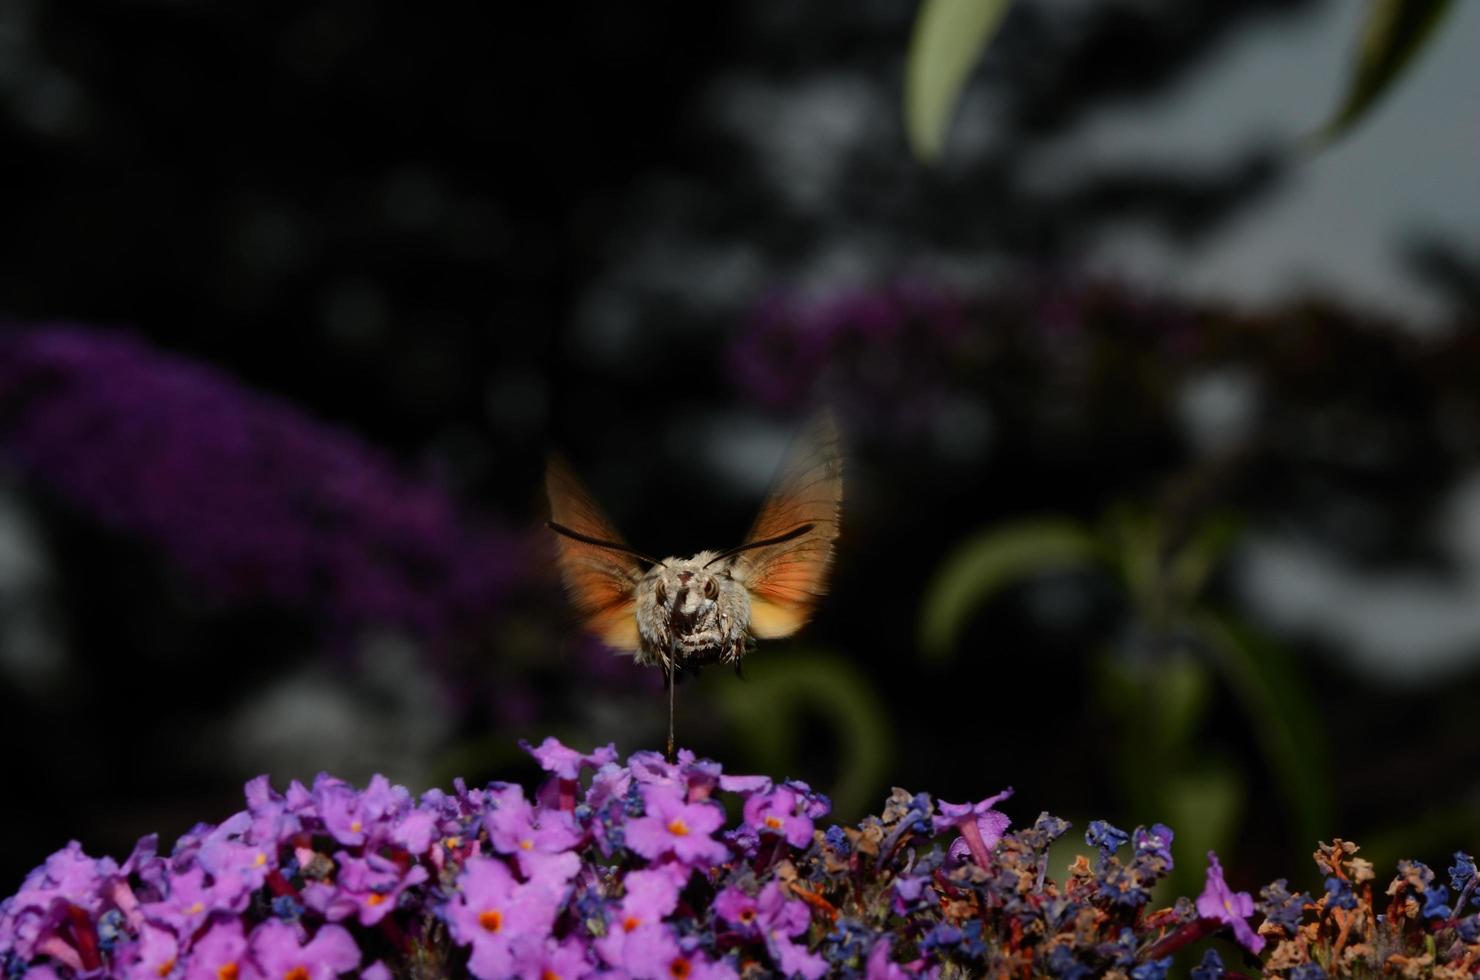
824,825,851,855
1130,957,1172,980
1324,876,1357,910
1458,915,1480,943
94,909,126,954
271,895,306,921
1257,878,1307,933
1020,813,1072,850
1422,884,1452,920
1097,928,1137,968
1289,964,1326,980
920,923,963,952
1098,862,1152,908
1085,819,1129,860
958,920,988,958
1450,852,1477,896
1190,948,1224,980
1046,944,1094,980
825,918,874,964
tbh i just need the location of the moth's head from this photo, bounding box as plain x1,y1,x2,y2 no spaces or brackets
638,553,744,655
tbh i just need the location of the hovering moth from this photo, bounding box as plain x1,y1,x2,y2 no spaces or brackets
545,412,842,754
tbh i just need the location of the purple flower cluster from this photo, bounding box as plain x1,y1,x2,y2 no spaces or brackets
2,739,1472,978
0,324,523,643
728,281,967,429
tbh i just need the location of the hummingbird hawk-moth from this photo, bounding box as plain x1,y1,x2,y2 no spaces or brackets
545,412,842,756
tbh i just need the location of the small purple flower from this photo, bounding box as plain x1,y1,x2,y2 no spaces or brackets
714,886,761,934
196,837,275,906
141,867,236,938
302,852,429,926
606,923,737,980
182,920,247,980
892,874,928,914
511,935,594,979
623,786,728,867
521,737,619,780
445,855,563,978
781,780,831,820
1196,851,1265,954
743,786,814,848
865,938,911,980
613,867,683,934
1132,823,1174,868
586,763,634,811
120,922,178,979
244,920,360,979
772,936,828,979
484,793,583,876
243,776,302,848
627,751,683,788
717,773,772,795
390,807,438,855
934,787,1013,868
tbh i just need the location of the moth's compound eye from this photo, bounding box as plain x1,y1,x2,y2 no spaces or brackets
704,578,718,599
656,581,667,605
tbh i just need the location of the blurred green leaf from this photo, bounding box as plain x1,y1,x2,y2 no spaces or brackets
1359,802,1480,874
1166,513,1242,603
1148,658,1212,751
1163,764,1244,895
919,519,1100,660
904,0,1016,162
1104,507,1163,615
717,648,893,819
1315,0,1455,145
1194,610,1333,849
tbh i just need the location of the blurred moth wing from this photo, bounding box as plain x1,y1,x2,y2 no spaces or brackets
731,411,843,640
544,456,645,653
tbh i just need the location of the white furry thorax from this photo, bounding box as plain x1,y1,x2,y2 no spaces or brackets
632,551,752,669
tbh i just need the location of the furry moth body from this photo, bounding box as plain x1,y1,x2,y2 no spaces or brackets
545,412,842,679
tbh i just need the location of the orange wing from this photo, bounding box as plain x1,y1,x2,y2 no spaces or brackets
545,457,643,652
734,411,843,639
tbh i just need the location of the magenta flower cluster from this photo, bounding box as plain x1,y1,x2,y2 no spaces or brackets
1,739,1469,978
0,324,522,644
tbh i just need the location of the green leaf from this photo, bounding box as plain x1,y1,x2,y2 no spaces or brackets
1166,513,1242,604
904,0,1016,162
1162,764,1245,897
717,648,893,820
1193,610,1333,849
1315,0,1456,145
920,518,1101,660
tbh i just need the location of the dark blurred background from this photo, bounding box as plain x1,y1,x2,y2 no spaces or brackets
3,0,1480,897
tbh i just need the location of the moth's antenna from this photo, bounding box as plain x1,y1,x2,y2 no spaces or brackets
547,521,663,566
704,523,815,567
